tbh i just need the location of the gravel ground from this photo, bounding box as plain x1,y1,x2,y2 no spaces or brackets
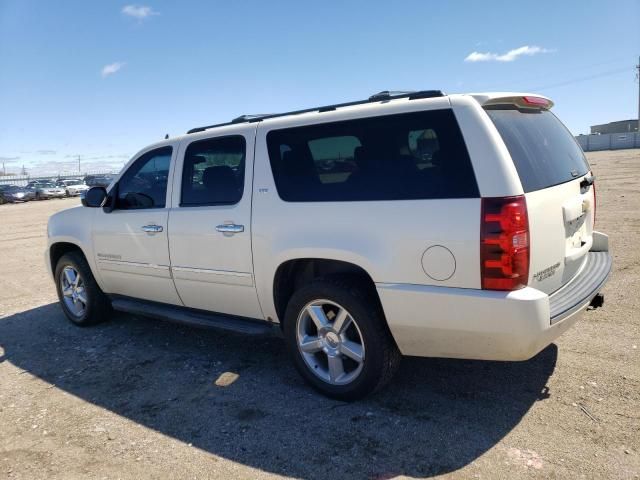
0,149,639,480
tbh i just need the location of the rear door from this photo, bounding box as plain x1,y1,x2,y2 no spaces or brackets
167,127,263,319
485,107,594,294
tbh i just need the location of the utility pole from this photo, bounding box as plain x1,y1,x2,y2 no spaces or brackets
78,155,81,175
636,55,640,133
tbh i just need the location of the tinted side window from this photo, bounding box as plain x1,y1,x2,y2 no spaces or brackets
266,109,478,202
181,136,245,206
486,108,589,192
116,147,172,210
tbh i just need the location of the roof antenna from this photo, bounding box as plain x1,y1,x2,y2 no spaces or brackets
164,134,169,139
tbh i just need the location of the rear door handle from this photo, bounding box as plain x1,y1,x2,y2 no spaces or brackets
142,224,163,233
216,224,244,234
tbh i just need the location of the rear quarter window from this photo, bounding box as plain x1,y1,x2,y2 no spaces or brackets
486,108,589,193
266,109,479,202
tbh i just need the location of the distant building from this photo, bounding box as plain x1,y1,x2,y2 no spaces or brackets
590,119,639,135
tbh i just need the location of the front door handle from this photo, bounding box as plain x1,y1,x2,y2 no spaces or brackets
142,224,163,234
216,224,244,234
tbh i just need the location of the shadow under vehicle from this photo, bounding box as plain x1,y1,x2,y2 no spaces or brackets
0,303,558,479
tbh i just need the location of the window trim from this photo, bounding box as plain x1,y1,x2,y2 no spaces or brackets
179,134,247,208
265,109,479,203
114,146,173,211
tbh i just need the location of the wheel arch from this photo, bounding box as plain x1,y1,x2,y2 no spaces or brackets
272,258,382,326
49,242,89,278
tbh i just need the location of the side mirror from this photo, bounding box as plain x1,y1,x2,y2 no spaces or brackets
82,186,107,208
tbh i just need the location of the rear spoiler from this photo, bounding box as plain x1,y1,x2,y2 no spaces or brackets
470,93,554,110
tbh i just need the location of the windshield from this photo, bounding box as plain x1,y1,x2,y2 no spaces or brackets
41,183,56,187
485,108,589,192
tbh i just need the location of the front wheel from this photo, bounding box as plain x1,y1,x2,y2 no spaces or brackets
284,276,401,401
55,252,111,326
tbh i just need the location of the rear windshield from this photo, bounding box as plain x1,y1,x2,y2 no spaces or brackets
486,108,589,192
266,109,478,202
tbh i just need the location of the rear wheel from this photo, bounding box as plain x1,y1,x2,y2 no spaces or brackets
284,276,401,400
55,252,111,326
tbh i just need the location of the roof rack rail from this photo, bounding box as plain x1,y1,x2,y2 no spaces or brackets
368,90,413,101
231,114,274,124
187,89,444,134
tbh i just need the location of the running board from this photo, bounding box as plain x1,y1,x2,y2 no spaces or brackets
110,297,275,336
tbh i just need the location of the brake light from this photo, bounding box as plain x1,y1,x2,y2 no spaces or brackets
481,196,529,290
522,96,551,108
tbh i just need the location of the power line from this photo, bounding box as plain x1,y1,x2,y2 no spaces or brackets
526,66,635,92
521,58,632,86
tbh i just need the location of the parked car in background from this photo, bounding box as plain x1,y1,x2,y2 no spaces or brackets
28,182,66,200
85,174,115,188
0,184,34,203
0,184,13,204
26,179,50,188
56,178,84,187
66,183,90,197
58,180,89,197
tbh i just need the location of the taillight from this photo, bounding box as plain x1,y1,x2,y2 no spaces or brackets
481,195,529,290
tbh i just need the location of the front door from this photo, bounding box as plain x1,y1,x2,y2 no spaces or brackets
92,146,182,305
167,130,263,319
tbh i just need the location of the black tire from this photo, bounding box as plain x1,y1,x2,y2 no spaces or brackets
283,276,401,401
54,251,112,326
35,192,40,201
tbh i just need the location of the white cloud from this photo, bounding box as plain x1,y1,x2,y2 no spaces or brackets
464,45,552,63
122,5,159,20
101,62,125,77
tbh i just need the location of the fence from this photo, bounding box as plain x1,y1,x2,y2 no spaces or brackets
576,132,640,152
0,170,118,187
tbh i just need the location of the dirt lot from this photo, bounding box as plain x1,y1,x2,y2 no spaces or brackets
0,149,639,480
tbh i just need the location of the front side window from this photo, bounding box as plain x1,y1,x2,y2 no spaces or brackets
116,146,172,210
266,109,478,202
181,136,245,206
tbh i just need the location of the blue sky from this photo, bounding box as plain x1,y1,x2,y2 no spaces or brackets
1,0,639,175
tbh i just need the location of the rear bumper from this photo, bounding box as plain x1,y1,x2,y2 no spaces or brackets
549,251,611,324
378,243,611,361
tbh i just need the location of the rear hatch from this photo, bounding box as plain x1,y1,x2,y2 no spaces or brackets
485,101,595,295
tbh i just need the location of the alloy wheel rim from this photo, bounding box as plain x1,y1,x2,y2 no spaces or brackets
296,299,365,386
60,266,87,317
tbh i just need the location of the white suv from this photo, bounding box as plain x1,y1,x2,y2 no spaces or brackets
46,90,611,400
